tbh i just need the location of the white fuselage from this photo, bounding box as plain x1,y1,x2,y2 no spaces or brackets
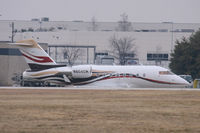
23,65,189,88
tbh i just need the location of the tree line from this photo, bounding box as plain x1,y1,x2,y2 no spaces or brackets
170,30,200,79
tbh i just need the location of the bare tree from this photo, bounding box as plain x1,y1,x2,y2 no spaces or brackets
91,16,98,31
109,35,136,65
118,13,132,32
63,47,82,66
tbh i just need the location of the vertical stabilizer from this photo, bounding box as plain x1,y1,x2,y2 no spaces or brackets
13,40,63,70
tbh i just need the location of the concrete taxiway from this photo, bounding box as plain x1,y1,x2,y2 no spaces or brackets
0,86,199,91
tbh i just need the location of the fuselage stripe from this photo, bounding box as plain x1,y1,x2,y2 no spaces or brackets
26,71,187,86
100,75,185,85
73,74,186,85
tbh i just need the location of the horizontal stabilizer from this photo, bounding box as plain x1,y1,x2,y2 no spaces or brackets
8,43,33,46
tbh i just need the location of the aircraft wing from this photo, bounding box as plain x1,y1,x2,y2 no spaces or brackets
56,70,72,83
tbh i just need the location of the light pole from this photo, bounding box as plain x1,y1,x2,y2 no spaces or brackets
171,22,174,53
11,22,14,42
39,21,42,31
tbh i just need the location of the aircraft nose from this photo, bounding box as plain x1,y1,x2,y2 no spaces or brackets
178,76,190,86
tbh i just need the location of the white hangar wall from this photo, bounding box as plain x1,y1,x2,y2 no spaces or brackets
1,20,199,68
14,31,192,68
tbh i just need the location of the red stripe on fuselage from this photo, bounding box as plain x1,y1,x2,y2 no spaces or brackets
101,75,185,85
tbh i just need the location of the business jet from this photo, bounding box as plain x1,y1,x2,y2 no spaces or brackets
10,39,189,88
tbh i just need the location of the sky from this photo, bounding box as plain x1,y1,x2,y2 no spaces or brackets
0,0,200,23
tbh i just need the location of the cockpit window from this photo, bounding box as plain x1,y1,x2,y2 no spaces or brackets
159,71,174,75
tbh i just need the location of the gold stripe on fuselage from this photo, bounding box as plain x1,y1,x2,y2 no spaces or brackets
92,69,114,76
31,71,59,77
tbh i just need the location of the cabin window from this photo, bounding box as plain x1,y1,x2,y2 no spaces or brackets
159,71,174,75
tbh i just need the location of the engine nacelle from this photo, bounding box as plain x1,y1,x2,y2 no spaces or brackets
72,65,92,78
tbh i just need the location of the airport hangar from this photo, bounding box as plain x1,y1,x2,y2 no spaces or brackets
0,20,200,86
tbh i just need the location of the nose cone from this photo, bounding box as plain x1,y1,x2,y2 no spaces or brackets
177,76,190,87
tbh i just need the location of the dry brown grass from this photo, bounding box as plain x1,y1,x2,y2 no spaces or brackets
0,88,200,133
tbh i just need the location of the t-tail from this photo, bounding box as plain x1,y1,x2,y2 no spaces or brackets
13,39,65,71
